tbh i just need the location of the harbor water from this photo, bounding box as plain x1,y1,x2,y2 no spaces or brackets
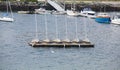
0,12,120,70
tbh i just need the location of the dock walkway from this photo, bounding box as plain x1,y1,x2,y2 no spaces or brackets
29,41,94,48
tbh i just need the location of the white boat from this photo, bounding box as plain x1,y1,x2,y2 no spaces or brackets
66,10,79,16
35,8,46,14
66,0,79,16
52,39,61,42
0,0,14,22
18,11,30,14
72,39,79,42
62,38,70,42
35,8,52,14
42,39,50,42
0,17,14,22
31,39,40,43
81,38,90,43
80,7,96,18
111,15,120,25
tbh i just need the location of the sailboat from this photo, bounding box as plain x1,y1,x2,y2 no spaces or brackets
111,14,120,25
42,10,50,42
0,0,14,22
111,5,120,25
66,0,79,16
29,12,40,47
62,14,70,42
52,14,61,42
80,17,94,47
72,17,79,42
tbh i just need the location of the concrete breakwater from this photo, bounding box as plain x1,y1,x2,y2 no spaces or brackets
0,1,120,12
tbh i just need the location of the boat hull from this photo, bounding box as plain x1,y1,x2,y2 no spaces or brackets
111,19,120,24
0,17,14,22
95,17,111,23
66,10,79,16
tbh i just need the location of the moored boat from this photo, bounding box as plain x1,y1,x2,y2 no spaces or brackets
95,13,111,23
66,10,79,16
111,15,120,25
18,11,30,14
0,0,14,22
80,7,96,18
0,17,14,22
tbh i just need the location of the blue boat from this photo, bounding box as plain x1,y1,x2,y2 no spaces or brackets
95,13,111,23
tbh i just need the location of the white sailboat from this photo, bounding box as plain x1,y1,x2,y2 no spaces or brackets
0,0,14,22
42,10,50,42
52,14,61,42
111,15,120,25
111,5,120,25
29,13,40,46
81,17,90,43
62,14,70,42
66,10,79,16
66,0,79,16
72,17,79,42
35,8,46,14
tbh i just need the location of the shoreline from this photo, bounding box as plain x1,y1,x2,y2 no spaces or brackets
0,1,120,12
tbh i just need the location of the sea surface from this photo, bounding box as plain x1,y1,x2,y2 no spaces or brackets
0,12,120,70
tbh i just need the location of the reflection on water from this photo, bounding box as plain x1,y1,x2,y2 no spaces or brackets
0,12,120,70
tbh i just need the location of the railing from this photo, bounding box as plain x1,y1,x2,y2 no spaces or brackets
54,0,65,9
47,0,65,11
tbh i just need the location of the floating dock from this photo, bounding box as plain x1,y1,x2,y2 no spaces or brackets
28,41,94,48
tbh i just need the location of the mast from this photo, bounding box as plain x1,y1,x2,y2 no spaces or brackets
84,17,87,39
62,13,70,42
75,17,78,39
83,17,89,41
6,0,8,14
53,14,61,42
35,12,38,39
30,10,39,43
71,0,75,10
65,14,68,39
71,0,73,10
55,14,58,39
73,0,76,11
45,10,48,39
64,0,65,11
104,5,106,12
8,0,13,19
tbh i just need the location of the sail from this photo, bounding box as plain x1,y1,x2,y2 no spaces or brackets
0,0,14,22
